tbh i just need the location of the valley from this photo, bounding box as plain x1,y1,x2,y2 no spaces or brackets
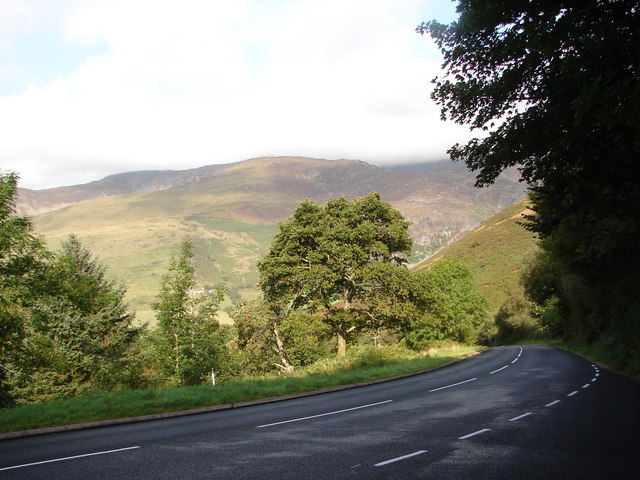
18,156,527,324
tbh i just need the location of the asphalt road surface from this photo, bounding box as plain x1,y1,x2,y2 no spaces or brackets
1,345,639,479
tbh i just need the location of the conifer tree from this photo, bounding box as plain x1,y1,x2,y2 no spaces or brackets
11,235,142,401
0,171,49,405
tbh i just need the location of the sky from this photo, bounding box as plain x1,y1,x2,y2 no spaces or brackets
0,0,472,190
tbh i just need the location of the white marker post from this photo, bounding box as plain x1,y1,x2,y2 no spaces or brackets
211,368,216,386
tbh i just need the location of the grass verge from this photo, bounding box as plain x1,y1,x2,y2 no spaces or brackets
0,344,482,435
531,339,640,378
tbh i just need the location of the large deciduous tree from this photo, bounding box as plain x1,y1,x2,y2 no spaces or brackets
420,1,640,360
257,192,413,356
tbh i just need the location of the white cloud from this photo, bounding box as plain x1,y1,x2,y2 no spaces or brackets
0,0,472,189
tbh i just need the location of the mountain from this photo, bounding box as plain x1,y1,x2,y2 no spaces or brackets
22,156,527,323
15,163,236,216
412,197,539,314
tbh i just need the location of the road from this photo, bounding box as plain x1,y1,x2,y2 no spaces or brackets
1,345,639,479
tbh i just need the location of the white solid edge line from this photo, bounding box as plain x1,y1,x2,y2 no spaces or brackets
458,428,491,440
489,365,509,375
567,391,579,397
374,450,428,467
0,446,141,472
509,412,533,422
511,358,519,364
545,400,561,407
429,377,477,392
256,400,393,428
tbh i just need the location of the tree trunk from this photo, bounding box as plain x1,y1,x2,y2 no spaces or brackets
337,333,346,357
174,331,180,384
272,322,294,373
337,288,353,358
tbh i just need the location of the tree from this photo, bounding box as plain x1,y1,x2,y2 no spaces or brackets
10,235,143,401
230,299,293,374
258,192,413,356
403,257,488,349
420,1,640,361
279,311,332,367
0,171,49,405
151,238,227,385
494,294,543,344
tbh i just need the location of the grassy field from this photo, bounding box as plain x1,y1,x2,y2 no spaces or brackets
0,344,481,435
35,195,280,325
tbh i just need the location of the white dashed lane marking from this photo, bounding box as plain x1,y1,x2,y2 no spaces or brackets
374,450,428,467
429,377,477,392
489,365,509,375
0,446,140,472
509,412,533,422
256,400,393,428
458,428,491,440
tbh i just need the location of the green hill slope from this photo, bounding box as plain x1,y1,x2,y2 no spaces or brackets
412,197,539,314
31,157,526,324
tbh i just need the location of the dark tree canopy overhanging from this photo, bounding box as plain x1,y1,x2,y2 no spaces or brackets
421,0,640,363
420,0,639,235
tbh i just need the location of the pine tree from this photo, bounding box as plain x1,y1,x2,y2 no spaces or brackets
0,171,49,406
11,235,142,401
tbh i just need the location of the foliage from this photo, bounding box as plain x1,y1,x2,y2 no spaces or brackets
0,171,50,406
522,245,640,370
279,311,333,367
8,235,143,402
494,294,543,344
421,1,640,363
413,197,538,314
229,299,282,375
0,344,481,434
1,172,146,404
403,257,488,349
258,192,413,356
150,237,228,386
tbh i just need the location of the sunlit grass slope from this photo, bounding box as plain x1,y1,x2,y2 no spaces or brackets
33,157,527,324
412,197,539,314
33,165,289,324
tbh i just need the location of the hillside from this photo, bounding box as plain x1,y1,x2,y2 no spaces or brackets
15,163,235,216
412,197,539,314
26,156,527,323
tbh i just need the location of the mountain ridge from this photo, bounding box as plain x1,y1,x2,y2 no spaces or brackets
22,156,527,323
15,162,240,216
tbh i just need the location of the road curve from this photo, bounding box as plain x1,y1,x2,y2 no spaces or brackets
1,345,638,479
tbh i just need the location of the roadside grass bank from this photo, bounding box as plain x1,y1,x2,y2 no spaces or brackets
518,339,640,378
0,344,482,435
